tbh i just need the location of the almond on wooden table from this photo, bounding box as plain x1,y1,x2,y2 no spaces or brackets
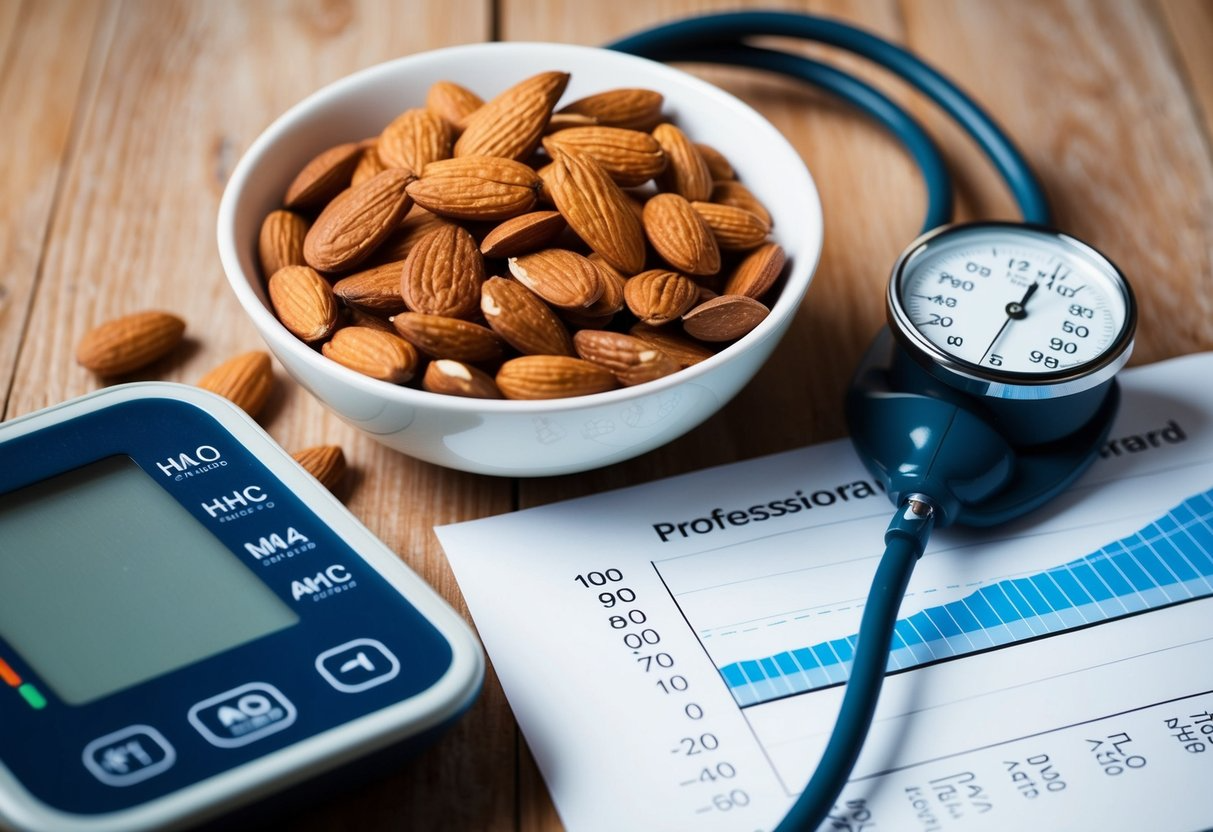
496,355,617,400
642,193,721,276
399,224,484,319
546,145,646,275
557,87,664,131
391,312,505,363
258,209,309,277
322,326,418,383
197,351,274,418
454,70,569,161
682,294,770,342
283,141,362,209
423,359,502,398
303,168,415,272
480,276,573,356
291,445,347,492
268,265,339,343
75,310,186,376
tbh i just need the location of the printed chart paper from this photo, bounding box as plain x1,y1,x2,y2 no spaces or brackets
438,353,1213,832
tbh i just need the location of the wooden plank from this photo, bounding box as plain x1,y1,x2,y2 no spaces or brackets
0,0,107,411
4,1,515,829
1159,0,1213,147
900,0,1213,366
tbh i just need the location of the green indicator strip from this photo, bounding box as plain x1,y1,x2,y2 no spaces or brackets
17,684,46,710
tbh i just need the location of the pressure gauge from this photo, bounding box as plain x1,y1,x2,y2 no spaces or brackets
887,222,1136,401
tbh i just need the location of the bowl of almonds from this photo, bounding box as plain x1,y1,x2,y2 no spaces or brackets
217,42,822,476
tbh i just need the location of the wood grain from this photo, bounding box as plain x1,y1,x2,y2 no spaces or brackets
3,1,1213,830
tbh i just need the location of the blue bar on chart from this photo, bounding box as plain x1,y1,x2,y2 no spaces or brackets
720,487,1213,707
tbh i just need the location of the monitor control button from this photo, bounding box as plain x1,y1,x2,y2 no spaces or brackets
187,682,296,748
83,725,175,787
316,638,400,693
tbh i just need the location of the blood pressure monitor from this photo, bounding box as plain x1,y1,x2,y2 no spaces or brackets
0,383,483,832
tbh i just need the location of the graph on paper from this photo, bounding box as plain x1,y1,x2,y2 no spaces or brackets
709,487,1213,705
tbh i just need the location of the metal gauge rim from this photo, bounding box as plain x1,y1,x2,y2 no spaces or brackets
886,221,1137,400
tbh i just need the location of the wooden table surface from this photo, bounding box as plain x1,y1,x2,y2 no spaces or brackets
4,0,1213,829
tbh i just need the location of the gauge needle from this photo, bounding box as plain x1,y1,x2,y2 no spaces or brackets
978,282,1039,364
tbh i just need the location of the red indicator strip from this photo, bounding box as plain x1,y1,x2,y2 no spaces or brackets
0,657,46,710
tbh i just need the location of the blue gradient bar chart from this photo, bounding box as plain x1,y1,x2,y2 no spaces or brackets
721,487,1213,706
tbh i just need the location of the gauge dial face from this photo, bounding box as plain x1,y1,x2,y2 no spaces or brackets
889,224,1134,392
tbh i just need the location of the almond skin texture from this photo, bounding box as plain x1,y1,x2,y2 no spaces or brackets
283,141,362,209
423,359,503,398
624,269,701,326
723,242,786,300
643,193,721,276
547,146,646,275
292,445,347,492
480,276,573,356
406,156,540,221
303,168,415,272
75,310,186,376
710,179,771,226
268,265,340,343
378,108,452,172
258,209,309,277
682,294,770,342
558,88,664,131
455,71,570,161
696,142,735,180
399,224,484,319
573,329,679,386
496,355,617,400
480,210,566,257
322,326,418,383
542,126,666,187
628,322,716,368
332,261,407,314
351,143,388,187
508,248,604,310
426,80,483,132
652,123,713,202
372,209,455,264
691,201,771,251
197,351,274,418
391,312,505,363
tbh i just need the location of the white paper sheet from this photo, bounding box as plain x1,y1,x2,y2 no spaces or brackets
438,353,1213,832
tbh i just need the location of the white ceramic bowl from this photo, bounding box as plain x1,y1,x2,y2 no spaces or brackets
218,42,822,476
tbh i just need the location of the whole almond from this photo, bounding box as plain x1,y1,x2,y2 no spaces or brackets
455,71,570,160
573,329,679,386
351,143,388,187
623,269,700,326
691,201,771,251
258,209,309,277
558,88,664,131
197,351,274,418
283,141,362,209
304,168,415,272
642,193,720,276
682,294,770,342
292,445,347,492
547,146,646,274
481,276,573,356
652,123,712,202
582,253,626,317
423,359,503,399
75,310,185,376
508,248,604,310
378,108,452,172
391,312,505,363
628,322,716,368
268,265,339,342
542,126,666,187
480,210,566,257
496,355,617,400
696,143,735,180
332,261,407,314
723,242,786,300
399,224,484,319
710,179,771,226
322,326,418,383
426,80,483,131
406,156,540,221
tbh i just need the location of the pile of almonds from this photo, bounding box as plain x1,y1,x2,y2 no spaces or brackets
259,71,787,400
